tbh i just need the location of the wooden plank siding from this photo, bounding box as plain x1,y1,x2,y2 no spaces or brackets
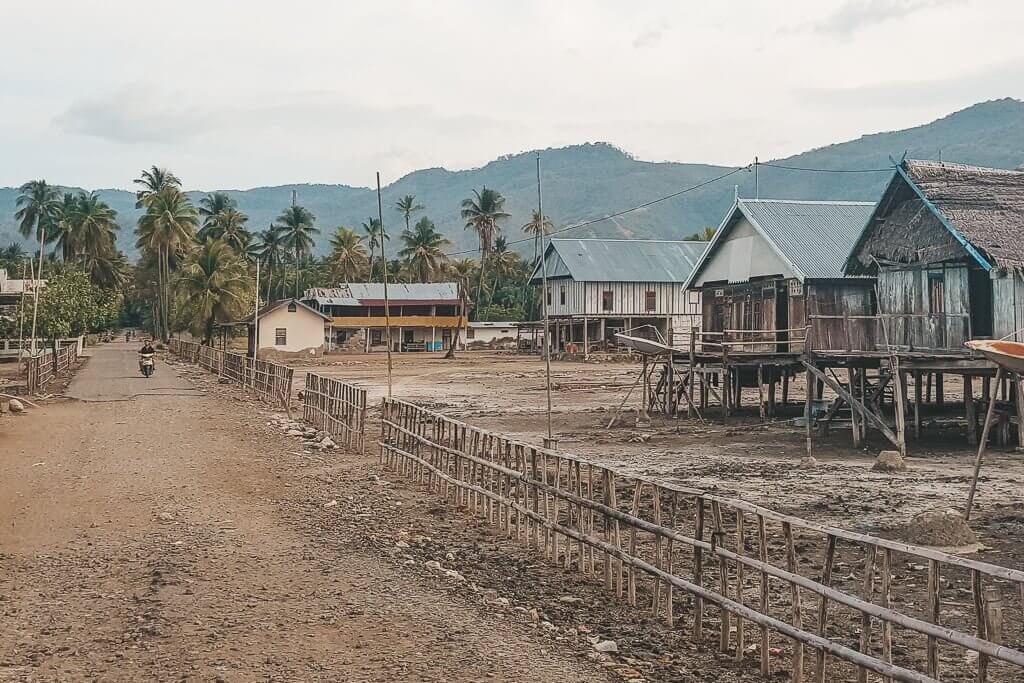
545,279,698,319
991,269,1024,342
876,264,971,350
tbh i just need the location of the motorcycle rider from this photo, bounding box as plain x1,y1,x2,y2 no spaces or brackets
139,339,156,374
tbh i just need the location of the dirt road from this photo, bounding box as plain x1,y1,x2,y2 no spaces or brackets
0,344,614,681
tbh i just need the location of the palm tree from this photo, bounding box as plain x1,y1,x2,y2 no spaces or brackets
460,187,509,317
136,188,198,341
442,258,479,359
274,204,319,298
395,195,424,233
399,217,450,282
198,192,236,228
134,166,181,208
199,207,251,252
81,248,129,290
175,239,252,344
15,179,61,350
59,192,119,262
327,227,368,284
522,209,554,265
361,217,387,276
251,226,287,300
0,243,26,271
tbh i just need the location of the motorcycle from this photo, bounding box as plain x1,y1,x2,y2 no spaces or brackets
139,353,155,378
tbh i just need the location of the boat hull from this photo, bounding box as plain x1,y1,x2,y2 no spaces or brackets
964,340,1024,374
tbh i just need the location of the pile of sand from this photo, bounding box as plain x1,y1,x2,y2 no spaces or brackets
903,509,977,547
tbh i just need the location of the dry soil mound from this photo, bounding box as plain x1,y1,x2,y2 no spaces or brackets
903,508,977,547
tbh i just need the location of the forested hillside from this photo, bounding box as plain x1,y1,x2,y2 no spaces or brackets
2,98,1022,258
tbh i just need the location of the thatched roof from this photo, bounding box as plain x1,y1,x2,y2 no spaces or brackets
847,160,1024,272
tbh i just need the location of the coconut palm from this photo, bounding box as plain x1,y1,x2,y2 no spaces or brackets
175,239,253,344
460,187,509,317
522,209,554,264
56,192,119,263
442,258,478,358
136,188,198,341
251,226,287,300
81,248,129,290
399,217,450,283
134,166,181,209
361,217,388,275
327,227,368,284
199,207,251,253
198,192,236,228
0,243,26,272
395,195,424,233
274,204,319,298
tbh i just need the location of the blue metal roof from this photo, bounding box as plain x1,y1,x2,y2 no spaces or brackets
686,199,875,287
531,239,708,284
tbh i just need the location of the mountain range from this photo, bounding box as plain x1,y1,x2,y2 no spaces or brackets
2,98,1023,260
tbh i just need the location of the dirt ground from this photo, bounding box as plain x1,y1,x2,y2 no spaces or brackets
297,351,1024,574
0,344,765,682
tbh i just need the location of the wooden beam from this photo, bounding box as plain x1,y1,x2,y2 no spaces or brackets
803,362,900,447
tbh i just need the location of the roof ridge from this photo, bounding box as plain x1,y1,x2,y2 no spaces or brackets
738,198,875,206
906,159,1024,175
550,238,709,244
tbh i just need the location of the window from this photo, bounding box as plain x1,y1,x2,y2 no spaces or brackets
274,328,287,346
467,327,476,339
546,286,552,306
602,290,614,312
929,274,945,314
645,290,656,312
687,290,700,305
559,285,566,306
788,280,803,297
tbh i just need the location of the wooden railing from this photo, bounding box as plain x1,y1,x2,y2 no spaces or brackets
380,397,1024,683
25,343,78,393
168,339,294,411
302,373,368,452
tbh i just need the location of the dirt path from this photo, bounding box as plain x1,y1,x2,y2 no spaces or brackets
0,345,613,681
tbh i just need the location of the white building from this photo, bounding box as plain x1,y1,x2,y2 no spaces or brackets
530,238,707,351
253,298,330,356
459,321,518,349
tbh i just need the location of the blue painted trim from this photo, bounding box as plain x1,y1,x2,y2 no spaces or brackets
896,165,992,271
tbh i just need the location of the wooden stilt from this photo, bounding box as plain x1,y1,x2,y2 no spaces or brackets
966,366,1004,520
913,370,922,440
848,368,862,448
936,372,944,406
805,366,815,459
965,375,977,446
893,365,908,457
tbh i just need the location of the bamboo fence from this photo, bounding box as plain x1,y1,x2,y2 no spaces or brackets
302,372,367,452
168,339,294,411
379,397,1024,683
25,343,78,393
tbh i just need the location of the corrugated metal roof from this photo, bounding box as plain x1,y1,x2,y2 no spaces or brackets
304,282,460,306
531,239,708,284
737,199,874,280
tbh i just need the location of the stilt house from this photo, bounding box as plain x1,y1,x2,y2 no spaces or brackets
683,199,877,353
529,238,707,351
846,160,1024,349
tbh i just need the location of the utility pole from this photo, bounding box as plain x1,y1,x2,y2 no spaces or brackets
377,172,394,399
252,257,261,363
754,155,759,199
537,152,554,446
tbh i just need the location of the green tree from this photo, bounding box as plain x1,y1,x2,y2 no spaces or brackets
327,226,368,284
442,258,478,359
684,226,716,241
522,209,554,265
251,226,287,300
136,186,198,341
36,268,122,338
274,204,319,298
395,195,424,233
198,192,237,229
460,187,509,317
399,217,450,282
54,191,119,264
134,166,181,208
199,207,251,253
361,217,387,277
175,239,253,344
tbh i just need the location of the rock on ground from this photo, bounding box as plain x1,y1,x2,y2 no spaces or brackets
873,450,907,472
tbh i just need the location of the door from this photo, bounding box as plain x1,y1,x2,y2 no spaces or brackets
775,285,789,352
968,268,993,338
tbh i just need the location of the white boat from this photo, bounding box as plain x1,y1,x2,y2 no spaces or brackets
613,333,681,356
965,339,1024,374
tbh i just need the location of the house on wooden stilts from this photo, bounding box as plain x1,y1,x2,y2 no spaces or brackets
673,199,876,421
842,159,1024,452
529,238,706,354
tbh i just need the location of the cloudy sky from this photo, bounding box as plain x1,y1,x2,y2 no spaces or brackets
1,0,1021,190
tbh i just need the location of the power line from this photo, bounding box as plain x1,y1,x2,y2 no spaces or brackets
444,164,751,257
757,161,895,173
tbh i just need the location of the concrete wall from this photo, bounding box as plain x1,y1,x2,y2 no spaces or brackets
258,305,325,353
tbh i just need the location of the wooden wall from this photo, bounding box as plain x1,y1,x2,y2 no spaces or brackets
991,269,1024,341
876,263,970,350
806,282,876,352
544,279,699,318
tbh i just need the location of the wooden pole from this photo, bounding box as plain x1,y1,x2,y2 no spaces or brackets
966,366,1004,521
